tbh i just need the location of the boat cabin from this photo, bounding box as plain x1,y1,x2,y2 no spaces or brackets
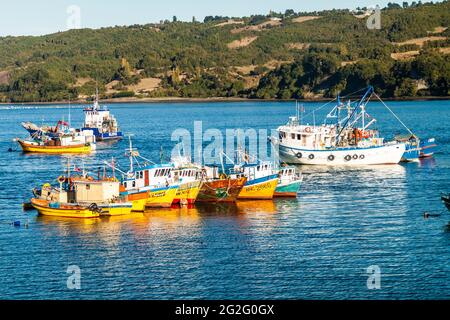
122,164,174,191
230,161,277,181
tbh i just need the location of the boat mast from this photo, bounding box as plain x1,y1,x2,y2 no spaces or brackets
128,136,134,174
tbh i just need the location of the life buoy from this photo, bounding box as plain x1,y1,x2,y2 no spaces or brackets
57,176,66,183
362,131,370,139
308,154,315,160
353,154,358,160
305,127,312,133
296,152,303,159
328,155,335,161
344,155,352,161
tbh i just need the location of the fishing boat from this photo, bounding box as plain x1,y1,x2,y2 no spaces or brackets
396,134,421,162
419,138,438,158
229,159,279,200
82,90,123,141
396,135,438,162
107,138,179,209
196,166,247,203
441,193,450,211
274,166,303,197
170,157,203,205
271,87,406,166
31,168,133,218
16,129,96,154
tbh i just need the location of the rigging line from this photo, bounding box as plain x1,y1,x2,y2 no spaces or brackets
302,87,368,119
373,92,414,136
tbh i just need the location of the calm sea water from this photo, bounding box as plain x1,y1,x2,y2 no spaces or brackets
0,100,449,300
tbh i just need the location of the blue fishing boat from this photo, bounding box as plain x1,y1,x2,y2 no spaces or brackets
81,90,123,141
419,138,438,158
396,135,437,162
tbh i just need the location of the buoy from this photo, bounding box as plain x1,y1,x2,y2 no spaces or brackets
13,221,21,227
8,148,13,152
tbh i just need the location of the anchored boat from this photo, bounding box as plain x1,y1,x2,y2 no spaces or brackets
274,166,303,197
31,168,133,218
17,130,96,154
196,166,247,203
272,87,406,166
229,160,279,200
82,90,123,141
170,156,203,205
107,138,179,209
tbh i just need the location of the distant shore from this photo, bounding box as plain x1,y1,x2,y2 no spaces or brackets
1,95,449,105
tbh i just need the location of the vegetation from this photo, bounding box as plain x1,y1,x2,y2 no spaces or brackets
0,1,448,102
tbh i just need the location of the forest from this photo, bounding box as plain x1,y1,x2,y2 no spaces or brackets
0,1,448,102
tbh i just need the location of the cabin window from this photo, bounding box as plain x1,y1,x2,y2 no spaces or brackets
297,134,301,140
132,181,136,188
124,182,127,188
291,133,295,139
86,184,90,190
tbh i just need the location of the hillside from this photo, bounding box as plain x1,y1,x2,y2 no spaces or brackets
0,1,449,102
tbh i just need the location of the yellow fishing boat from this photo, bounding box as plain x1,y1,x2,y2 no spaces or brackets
120,186,148,212
237,177,279,199
31,168,133,218
31,198,100,218
229,161,279,200
146,185,179,208
172,181,202,205
111,138,182,209
17,139,92,154
98,202,133,216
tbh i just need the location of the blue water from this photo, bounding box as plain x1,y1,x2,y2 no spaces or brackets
0,100,449,299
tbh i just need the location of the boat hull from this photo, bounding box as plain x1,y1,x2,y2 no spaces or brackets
146,185,179,208
82,128,123,141
197,177,247,203
274,180,301,197
123,190,148,212
238,175,278,200
31,198,99,218
18,139,92,154
419,138,438,158
99,203,133,216
279,143,405,165
172,181,202,205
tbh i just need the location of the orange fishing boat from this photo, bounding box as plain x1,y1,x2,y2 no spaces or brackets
196,166,247,203
197,177,247,203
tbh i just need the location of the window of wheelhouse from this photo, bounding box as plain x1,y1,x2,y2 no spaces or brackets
291,133,295,139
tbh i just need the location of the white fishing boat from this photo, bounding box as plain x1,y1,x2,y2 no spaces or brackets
82,89,123,141
271,87,406,166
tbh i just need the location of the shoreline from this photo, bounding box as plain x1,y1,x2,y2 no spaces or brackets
1,95,449,105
